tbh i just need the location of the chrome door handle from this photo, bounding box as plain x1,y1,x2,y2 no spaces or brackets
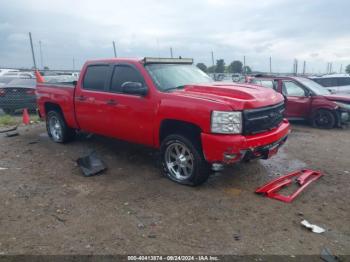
76,96,86,101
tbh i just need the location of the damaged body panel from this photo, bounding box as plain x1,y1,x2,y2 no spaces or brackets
255,169,323,203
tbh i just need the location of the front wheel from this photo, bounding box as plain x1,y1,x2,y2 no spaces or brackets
312,109,336,129
46,111,75,143
160,134,211,186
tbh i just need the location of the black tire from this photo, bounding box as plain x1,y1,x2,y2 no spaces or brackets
46,110,75,143
312,109,336,129
160,134,211,186
2,108,15,115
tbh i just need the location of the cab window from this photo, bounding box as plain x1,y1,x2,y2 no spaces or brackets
83,65,109,91
282,81,306,96
110,65,144,93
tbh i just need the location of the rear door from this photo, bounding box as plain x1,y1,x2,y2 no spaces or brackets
75,64,112,135
104,63,155,146
281,80,311,119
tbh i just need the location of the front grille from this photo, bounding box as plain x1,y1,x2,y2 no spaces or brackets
243,102,285,135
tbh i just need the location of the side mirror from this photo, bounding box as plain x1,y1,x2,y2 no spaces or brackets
122,82,148,96
72,80,77,86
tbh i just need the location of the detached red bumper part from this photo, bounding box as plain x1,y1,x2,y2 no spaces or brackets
255,169,323,203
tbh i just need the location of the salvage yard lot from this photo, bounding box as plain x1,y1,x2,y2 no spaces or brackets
0,123,349,255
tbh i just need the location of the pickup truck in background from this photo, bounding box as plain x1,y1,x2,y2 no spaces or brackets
37,57,290,186
248,75,350,129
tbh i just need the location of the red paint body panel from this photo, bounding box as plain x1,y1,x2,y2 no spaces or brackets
37,58,291,165
255,169,323,203
36,83,78,128
249,76,350,121
201,119,290,163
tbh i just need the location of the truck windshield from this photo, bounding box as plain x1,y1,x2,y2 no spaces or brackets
145,64,213,91
295,77,331,95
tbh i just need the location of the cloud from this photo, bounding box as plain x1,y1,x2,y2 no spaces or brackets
0,0,349,72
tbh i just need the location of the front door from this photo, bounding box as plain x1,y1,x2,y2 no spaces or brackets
104,64,155,146
281,80,311,118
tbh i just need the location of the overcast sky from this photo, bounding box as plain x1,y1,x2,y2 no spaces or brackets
0,0,349,73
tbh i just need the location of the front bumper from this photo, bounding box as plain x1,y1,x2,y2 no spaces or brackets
201,119,290,164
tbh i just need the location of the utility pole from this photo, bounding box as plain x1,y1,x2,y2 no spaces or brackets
293,60,295,75
243,56,246,75
294,59,298,76
39,40,43,69
302,61,306,75
269,56,272,74
330,63,333,73
112,41,117,57
73,57,75,71
340,64,343,73
28,32,37,69
170,47,173,58
211,51,215,67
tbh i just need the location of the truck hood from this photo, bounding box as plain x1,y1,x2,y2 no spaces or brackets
171,83,283,110
324,94,350,103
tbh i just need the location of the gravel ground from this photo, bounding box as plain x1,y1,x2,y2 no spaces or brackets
0,122,349,256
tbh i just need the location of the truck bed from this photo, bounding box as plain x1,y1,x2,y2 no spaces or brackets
36,83,78,129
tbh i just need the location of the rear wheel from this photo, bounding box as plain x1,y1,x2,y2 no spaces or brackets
312,109,336,129
160,134,211,186
46,110,75,143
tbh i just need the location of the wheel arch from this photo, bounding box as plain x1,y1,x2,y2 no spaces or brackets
159,119,202,147
44,102,63,116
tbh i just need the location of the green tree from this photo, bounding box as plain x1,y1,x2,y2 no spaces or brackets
215,59,225,73
228,60,243,73
346,64,350,74
243,66,252,74
196,63,208,73
207,66,216,73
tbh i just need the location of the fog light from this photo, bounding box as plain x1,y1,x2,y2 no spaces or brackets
341,112,349,122
224,153,238,160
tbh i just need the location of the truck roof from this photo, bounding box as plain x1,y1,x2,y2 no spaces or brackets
85,57,193,65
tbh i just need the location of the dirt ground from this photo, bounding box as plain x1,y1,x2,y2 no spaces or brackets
0,122,349,256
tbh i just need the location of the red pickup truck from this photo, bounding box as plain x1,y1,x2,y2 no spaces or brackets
37,57,290,186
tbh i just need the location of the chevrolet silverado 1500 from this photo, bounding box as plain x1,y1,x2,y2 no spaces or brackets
37,57,290,186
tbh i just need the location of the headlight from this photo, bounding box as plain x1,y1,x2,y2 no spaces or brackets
211,111,242,134
335,102,350,111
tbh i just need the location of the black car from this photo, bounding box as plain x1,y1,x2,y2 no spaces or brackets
0,78,36,114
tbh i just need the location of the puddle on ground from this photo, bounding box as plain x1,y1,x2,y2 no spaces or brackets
259,148,307,177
